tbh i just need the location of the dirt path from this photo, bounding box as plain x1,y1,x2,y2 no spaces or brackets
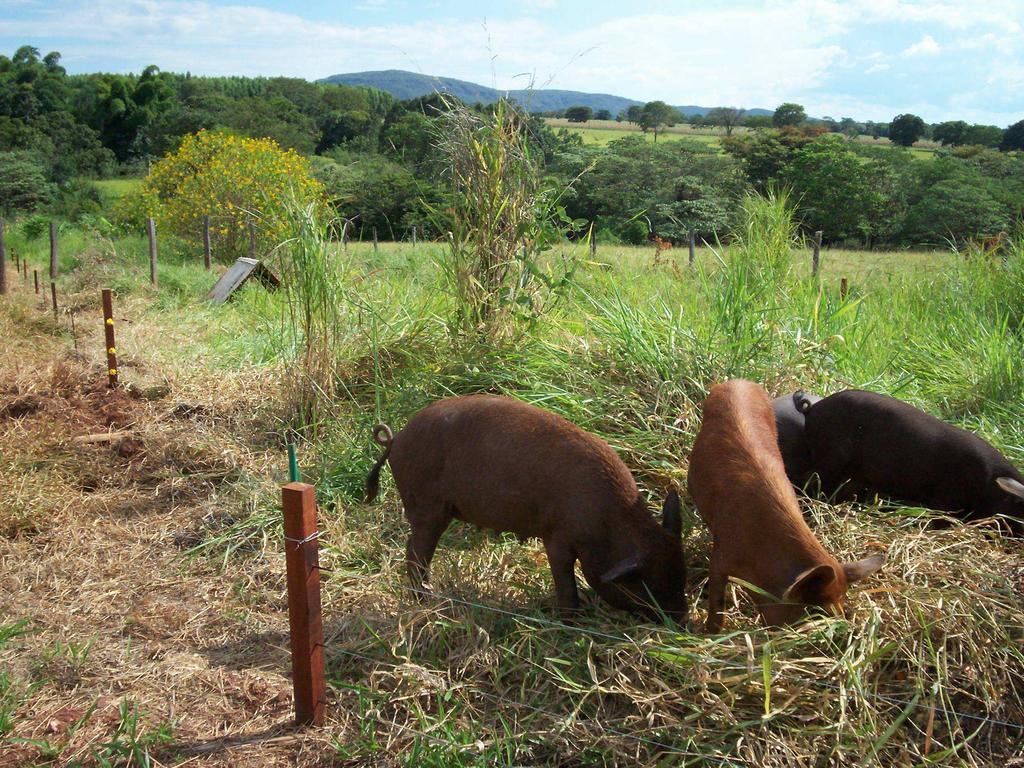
0,289,337,767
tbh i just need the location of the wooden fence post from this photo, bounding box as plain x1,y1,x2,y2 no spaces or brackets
589,222,597,257
840,277,849,300
688,229,696,266
0,218,6,295
102,289,118,388
248,220,257,259
49,221,58,279
50,282,58,319
202,215,212,270
33,269,39,294
22,259,27,282
147,217,158,286
281,482,326,727
373,227,378,253
411,225,417,248
812,230,823,276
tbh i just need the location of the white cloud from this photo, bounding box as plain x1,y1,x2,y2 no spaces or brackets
902,34,941,56
3,0,1023,123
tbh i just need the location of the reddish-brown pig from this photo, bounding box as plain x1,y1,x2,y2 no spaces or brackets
365,394,687,621
688,380,883,631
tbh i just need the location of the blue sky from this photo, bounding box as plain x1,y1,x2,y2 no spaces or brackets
2,0,1022,124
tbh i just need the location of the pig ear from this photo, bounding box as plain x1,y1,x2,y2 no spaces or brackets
601,554,644,583
996,476,1024,501
842,553,886,583
661,489,682,538
782,563,836,602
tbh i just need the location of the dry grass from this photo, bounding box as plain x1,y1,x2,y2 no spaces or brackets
0,284,334,766
1,230,1023,766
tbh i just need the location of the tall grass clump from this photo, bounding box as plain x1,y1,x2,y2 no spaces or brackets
691,189,801,378
430,98,579,338
271,200,354,431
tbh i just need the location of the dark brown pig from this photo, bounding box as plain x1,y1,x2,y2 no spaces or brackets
772,390,822,488
364,394,687,621
801,389,1024,535
688,380,884,632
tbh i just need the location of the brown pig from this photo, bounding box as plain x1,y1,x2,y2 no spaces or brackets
687,380,884,631
364,394,688,621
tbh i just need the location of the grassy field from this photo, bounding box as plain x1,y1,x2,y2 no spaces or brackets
545,118,940,158
1,214,1022,766
92,177,144,207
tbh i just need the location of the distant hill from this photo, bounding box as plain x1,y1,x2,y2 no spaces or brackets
319,69,772,117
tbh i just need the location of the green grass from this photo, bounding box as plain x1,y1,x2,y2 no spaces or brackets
91,178,143,206
9,209,1023,765
547,118,939,158
545,117,728,147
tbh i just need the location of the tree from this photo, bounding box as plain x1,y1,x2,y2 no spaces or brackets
0,150,54,212
551,137,748,243
124,130,324,258
743,114,772,130
595,109,612,121
639,101,679,142
782,134,896,243
962,124,1004,148
625,105,643,124
564,105,593,123
1001,119,1024,151
772,103,806,128
933,120,968,146
889,113,926,147
705,107,746,136
901,157,1009,244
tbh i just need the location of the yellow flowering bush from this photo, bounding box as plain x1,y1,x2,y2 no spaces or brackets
119,130,324,260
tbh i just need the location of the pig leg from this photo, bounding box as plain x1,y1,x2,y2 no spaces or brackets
705,555,728,634
543,538,580,612
405,505,452,595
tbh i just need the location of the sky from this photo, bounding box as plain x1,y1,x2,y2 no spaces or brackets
2,0,1022,125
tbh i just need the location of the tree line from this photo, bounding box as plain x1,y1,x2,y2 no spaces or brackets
556,100,1024,150
1,45,1021,248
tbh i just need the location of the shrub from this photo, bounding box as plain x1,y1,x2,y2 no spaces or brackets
118,130,324,259
19,213,51,240
54,178,103,221
0,151,54,213
312,151,446,238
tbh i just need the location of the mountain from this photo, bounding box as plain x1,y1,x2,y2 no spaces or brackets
318,69,772,117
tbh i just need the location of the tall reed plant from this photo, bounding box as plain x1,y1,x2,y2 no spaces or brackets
428,99,580,339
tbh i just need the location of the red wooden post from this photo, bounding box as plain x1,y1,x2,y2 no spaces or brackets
102,289,118,388
281,482,326,727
